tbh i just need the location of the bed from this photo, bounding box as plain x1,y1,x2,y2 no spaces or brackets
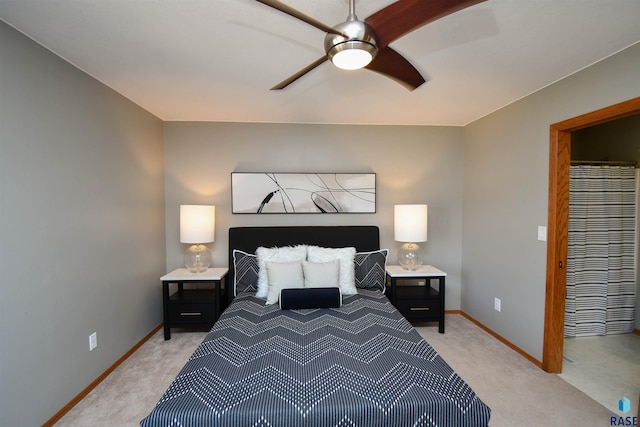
141,226,491,426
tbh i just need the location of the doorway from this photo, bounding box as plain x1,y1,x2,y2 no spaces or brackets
543,96,640,374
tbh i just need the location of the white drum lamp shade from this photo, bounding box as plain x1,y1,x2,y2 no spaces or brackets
180,205,215,272
394,204,428,270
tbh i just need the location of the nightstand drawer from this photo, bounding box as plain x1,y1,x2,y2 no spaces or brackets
168,303,216,324
396,298,441,321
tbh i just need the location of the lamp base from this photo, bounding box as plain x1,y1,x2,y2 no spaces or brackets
398,242,422,271
184,244,211,273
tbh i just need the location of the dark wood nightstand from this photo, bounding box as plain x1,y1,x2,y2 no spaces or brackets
161,267,228,340
386,265,446,333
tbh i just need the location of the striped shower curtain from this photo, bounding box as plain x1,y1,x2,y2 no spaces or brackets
564,164,637,337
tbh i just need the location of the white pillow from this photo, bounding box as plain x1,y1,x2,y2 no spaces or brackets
256,245,307,298
265,261,304,305
302,260,340,288
307,246,357,295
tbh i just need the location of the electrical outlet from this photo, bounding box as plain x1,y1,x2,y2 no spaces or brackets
417,280,425,286
494,298,501,312
89,332,97,351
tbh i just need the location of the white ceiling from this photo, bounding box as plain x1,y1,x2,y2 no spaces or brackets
1,0,639,126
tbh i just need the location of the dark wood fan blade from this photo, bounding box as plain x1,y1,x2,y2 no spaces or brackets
256,0,343,36
365,46,426,91
365,0,486,48
271,56,328,90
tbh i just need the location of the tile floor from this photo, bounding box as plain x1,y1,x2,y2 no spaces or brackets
560,333,640,416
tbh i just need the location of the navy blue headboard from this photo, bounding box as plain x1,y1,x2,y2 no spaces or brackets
227,225,380,302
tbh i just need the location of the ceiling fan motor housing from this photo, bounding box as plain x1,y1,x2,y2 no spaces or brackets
324,20,379,69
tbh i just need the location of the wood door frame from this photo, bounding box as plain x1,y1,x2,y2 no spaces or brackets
543,96,640,373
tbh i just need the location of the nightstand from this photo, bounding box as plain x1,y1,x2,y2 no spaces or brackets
161,267,228,340
386,265,446,333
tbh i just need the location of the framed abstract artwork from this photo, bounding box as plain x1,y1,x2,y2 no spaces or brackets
231,173,376,214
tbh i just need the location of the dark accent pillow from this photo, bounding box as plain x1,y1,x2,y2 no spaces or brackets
354,249,388,292
279,287,342,310
232,249,259,295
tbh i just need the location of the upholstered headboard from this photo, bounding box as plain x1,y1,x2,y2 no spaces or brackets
227,226,380,302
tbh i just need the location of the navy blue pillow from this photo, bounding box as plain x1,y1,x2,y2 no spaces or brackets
279,287,342,310
232,249,259,295
354,249,388,292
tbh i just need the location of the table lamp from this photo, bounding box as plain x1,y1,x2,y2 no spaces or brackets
394,204,428,270
180,205,215,273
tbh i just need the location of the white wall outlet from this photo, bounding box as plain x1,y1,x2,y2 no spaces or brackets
494,298,501,312
537,226,547,241
89,332,97,351
417,280,425,286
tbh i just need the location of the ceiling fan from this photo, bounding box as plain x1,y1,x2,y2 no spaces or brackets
256,0,486,90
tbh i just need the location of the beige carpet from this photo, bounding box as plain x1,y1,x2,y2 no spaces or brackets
55,329,207,426
55,315,616,426
415,316,616,427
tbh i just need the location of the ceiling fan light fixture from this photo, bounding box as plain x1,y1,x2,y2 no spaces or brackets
324,19,378,71
327,41,377,70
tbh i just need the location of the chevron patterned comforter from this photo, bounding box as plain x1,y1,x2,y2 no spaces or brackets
141,290,491,427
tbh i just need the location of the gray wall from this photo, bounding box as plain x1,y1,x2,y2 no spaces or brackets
462,42,640,360
0,22,165,426
164,122,465,308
